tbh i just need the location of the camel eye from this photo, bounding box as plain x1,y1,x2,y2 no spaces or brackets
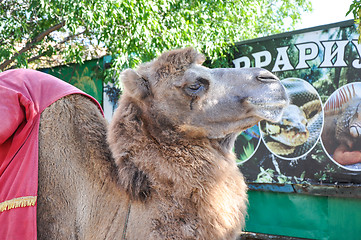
189,83,202,91
185,82,205,96
185,77,209,95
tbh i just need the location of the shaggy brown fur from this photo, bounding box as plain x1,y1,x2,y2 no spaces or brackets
37,48,287,240
38,95,129,239
107,48,287,239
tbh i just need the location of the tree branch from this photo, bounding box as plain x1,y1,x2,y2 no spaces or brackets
7,29,90,69
29,29,88,63
60,29,88,44
0,21,66,71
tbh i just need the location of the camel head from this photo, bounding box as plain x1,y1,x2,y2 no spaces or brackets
119,48,288,149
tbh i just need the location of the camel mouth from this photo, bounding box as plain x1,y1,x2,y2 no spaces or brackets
248,98,288,108
249,99,289,122
257,107,286,123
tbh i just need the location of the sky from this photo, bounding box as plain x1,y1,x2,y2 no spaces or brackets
295,0,354,30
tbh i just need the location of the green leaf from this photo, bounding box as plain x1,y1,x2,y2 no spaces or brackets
0,0,313,73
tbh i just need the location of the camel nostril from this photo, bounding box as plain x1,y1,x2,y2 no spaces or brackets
257,72,279,82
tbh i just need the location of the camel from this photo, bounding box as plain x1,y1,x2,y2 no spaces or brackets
36,48,288,239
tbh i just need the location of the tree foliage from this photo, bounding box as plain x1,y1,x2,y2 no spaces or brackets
348,0,361,42
0,0,312,79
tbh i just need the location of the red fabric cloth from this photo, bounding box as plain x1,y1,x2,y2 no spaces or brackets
0,69,103,239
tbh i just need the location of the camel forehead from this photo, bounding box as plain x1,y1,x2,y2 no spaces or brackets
183,65,212,81
150,64,210,87
146,65,210,101
151,65,261,91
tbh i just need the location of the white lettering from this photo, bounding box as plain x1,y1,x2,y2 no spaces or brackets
232,40,361,71
272,46,294,72
295,42,319,69
252,50,272,68
319,40,348,67
352,40,361,69
233,56,251,68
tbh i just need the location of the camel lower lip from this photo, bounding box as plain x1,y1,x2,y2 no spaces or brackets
247,98,288,109
258,108,285,122
257,100,288,108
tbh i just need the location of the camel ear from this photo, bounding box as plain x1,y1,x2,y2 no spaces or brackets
121,69,151,99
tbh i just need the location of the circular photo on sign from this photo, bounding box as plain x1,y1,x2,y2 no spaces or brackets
260,78,323,160
321,83,361,171
234,124,261,165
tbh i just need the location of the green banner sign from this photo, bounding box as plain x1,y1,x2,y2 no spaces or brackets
234,20,361,188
